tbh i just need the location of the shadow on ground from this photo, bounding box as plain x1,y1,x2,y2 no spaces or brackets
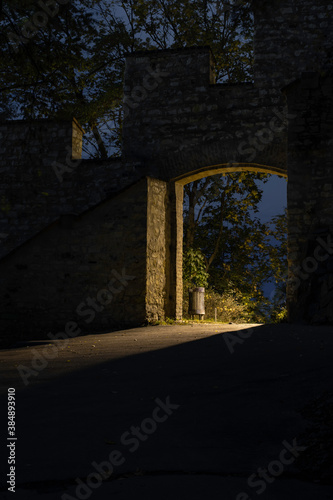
0,323,333,499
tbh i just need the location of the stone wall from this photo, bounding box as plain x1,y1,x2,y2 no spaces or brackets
1,0,333,337
285,72,333,323
72,119,84,159
121,9,333,324
0,178,151,340
167,182,183,320
0,119,81,168
146,178,168,322
122,46,288,324
122,47,288,183
253,0,333,89
0,119,137,259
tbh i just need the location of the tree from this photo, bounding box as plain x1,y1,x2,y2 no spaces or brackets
0,0,127,156
0,0,253,156
114,0,253,81
183,173,288,320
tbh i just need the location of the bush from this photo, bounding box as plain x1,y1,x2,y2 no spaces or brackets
270,306,288,323
183,286,253,323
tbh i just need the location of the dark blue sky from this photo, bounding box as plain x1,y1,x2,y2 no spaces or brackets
258,175,287,299
257,175,287,223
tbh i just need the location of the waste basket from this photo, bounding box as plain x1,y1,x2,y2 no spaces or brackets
188,287,205,320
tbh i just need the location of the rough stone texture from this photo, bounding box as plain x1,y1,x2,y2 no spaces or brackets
0,117,127,260
0,179,149,337
146,178,171,322
284,72,333,323
1,0,333,336
123,47,288,182
0,119,76,169
253,0,333,89
167,182,184,320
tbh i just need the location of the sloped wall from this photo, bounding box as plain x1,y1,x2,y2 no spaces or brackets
0,179,150,341
0,119,125,259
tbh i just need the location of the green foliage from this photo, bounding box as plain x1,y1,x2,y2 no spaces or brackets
200,287,249,323
183,247,209,288
0,0,254,156
0,0,125,156
183,173,288,321
270,307,288,323
149,316,176,325
267,212,288,287
268,280,288,323
183,286,268,323
121,0,254,82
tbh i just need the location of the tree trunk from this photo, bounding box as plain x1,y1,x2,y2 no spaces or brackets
89,121,108,159
206,190,226,272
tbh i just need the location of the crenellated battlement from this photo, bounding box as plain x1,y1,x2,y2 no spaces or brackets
0,118,84,168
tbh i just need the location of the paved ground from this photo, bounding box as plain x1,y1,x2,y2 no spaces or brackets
1,322,333,499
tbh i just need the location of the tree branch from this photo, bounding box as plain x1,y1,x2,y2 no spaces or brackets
206,189,226,272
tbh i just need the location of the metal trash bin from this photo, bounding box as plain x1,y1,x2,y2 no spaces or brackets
188,287,205,320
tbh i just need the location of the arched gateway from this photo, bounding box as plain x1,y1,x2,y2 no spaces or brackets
0,0,333,337
121,0,333,324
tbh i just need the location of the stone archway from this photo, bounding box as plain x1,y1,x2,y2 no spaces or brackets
123,24,333,324
164,164,288,322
